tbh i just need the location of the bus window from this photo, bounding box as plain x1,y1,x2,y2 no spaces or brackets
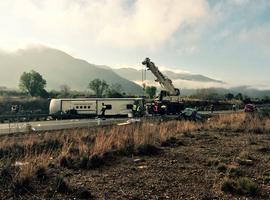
106,105,112,110
126,104,133,109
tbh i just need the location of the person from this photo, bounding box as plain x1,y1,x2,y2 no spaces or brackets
100,103,107,119
136,104,142,117
232,104,236,112
210,104,214,113
11,105,19,113
153,102,158,115
132,103,138,117
160,104,167,115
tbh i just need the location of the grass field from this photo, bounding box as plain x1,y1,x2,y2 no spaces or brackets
0,112,270,199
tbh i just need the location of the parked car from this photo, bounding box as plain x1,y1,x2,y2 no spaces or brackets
244,104,257,112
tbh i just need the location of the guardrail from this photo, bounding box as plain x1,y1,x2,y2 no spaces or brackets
0,114,50,123
0,118,130,136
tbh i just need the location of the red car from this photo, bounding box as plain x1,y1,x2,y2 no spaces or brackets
244,104,257,112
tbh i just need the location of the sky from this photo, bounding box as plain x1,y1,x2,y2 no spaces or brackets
0,0,270,88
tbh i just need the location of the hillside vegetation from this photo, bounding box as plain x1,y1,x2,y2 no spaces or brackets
0,47,142,94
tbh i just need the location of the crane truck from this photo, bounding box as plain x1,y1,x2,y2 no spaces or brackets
142,57,184,114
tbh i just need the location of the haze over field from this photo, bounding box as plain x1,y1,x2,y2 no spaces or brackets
0,0,270,90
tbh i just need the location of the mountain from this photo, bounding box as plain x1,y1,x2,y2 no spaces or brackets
180,86,270,98
0,46,269,98
113,68,223,84
0,46,142,94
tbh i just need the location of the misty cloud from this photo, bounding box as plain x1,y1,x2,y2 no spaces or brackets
135,79,228,90
0,0,209,49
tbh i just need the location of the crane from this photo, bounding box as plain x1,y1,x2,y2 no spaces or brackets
142,57,180,103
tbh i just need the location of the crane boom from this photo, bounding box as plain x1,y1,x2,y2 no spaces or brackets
142,58,179,96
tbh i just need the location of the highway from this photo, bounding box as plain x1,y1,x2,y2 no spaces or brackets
0,110,242,136
0,118,129,136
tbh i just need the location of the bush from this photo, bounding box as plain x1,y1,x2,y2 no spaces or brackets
257,147,270,153
0,164,13,184
221,178,236,194
222,178,259,196
35,166,48,181
54,176,70,194
207,158,219,167
161,137,187,147
259,108,270,118
217,163,227,173
12,177,32,196
238,177,259,195
183,132,195,138
87,154,105,169
136,144,161,156
75,187,94,199
59,156,73,168
79,155,89,169
229,167,245,178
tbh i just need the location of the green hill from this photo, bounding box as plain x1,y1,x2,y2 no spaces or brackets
0,47,142,95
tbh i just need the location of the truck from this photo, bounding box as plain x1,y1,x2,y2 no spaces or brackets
142,58,184,114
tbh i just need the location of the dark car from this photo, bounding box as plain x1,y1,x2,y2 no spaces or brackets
244,104,257,112
179,108,203,121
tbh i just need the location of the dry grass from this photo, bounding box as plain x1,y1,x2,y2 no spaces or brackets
0,112,269,195
206,112,270,133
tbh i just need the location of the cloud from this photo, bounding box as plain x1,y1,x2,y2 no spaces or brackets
135,79,229,90
112,63,190,74
96,0,209,48
231,0,250,5
238,23,270,54
0,0,209,49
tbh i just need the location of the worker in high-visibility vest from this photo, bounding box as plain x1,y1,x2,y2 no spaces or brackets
137,104,142,117
132,103,138,117
132,101,142,117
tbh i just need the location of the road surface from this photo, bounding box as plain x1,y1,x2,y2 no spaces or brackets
0,110,242,136
0,118,129,136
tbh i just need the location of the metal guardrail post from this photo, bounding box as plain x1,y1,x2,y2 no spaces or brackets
8,119,10,134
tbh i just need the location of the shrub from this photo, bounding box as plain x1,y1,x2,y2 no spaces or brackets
257,147,270,153
222,178,237,193
68,147,80,155
238,177,259,196
207,158,219,167
87,154,105,169
59,156,73,168
79,155,89,169
229,167,245,178
0,165,13,185
183,132,195,138
35,166,48,181
222,178,259,196
54,176,70,194
136,144,161,156
12,177,32,196
161,137,187,147
75,187,94,199
217,163,227,173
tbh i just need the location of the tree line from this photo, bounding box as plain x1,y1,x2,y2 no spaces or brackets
15,70,270,103
18,70,157,99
